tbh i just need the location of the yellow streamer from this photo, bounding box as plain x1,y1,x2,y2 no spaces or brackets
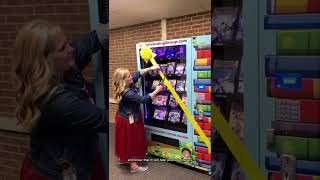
212,105,266,180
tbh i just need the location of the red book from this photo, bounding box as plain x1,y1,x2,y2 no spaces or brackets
196,93,211,102
308,0,320,13
267,78,320,99
203,50,211,58
194,86,211,93
269,171,317,180
197,50,211,59
197,152,203,159
195,147,208,154
203,153,211,161
195,115,210,123
197,122,204,129
194,130,211,137
203,123,211,131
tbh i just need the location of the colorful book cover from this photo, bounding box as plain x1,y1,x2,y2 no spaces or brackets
160,64,167,75
212,153,227,180
181,94,188,106
168,109,182,123
152,80,160,90
175,63,185,75
153,107,168,121
181,113,187,125
169,94,179,108
235,10,243,41
153,94,169,106
229,101,245,142
230,160,246,180
176,80,186,92
212,7,239,42
167,62,176,75
212,60,239,93
169,79,177,89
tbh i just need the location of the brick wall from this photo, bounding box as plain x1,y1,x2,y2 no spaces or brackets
0,0,93,179
108,11,211,123
0,131,29,180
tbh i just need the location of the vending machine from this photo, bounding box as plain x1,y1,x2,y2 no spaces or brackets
136,35,212,173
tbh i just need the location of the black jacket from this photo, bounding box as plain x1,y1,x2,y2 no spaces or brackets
118,71,152,120
30,29,107,180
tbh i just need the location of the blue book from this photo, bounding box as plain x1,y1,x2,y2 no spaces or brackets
265,55,320,78
265,156,320,175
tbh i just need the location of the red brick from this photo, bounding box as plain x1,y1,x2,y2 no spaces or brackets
4,175,19,180
14,6,34,14
0,65,11,73
5,16,25,24
66,15,90,24
0,159,20,169
0,90,14,96
192,24,203,29
55,5,78,14
0,165,19,175
180,17,191,23
0,50,9,57
0,144,18,152
34,5,55,14
0,25,17,33
0,8,14,15
77,4,89,14
64,0,87,3
40,0,66,4
0,33,8,40
183,22,193,26
1,0,23,5
192,15,204,21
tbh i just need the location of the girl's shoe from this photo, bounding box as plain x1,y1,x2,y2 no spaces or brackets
130,166,148,173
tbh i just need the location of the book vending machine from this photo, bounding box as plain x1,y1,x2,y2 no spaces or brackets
136,35,212,174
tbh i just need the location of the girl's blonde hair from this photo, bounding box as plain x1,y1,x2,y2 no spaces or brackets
14,20,64,131
113,68,130,103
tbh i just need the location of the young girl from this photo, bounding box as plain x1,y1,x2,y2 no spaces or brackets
113,67,164,173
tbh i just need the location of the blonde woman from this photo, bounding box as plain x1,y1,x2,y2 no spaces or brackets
14,20,107,180
113,67,164,172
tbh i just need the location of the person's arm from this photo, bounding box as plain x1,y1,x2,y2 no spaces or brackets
131,65,160,83
71,24,107,70
123,85,164,103
131,71,142,84
48,91,107,133
140,65,159,76
122,89,152,103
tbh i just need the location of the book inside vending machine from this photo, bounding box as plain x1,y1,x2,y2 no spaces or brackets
136,35,212,174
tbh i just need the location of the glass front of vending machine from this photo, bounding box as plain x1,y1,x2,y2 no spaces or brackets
136,36,212,174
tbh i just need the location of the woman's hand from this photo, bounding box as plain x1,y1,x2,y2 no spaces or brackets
149,65,160,72
149,84,165,99
155,84,165,92
141,65,160,76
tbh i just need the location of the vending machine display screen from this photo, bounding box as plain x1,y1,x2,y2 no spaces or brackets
139,44,188,133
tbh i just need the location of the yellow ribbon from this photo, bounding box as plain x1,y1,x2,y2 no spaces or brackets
212,105,266,180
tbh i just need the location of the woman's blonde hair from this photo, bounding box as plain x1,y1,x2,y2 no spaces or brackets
113,68,130,103
14,20,64,131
